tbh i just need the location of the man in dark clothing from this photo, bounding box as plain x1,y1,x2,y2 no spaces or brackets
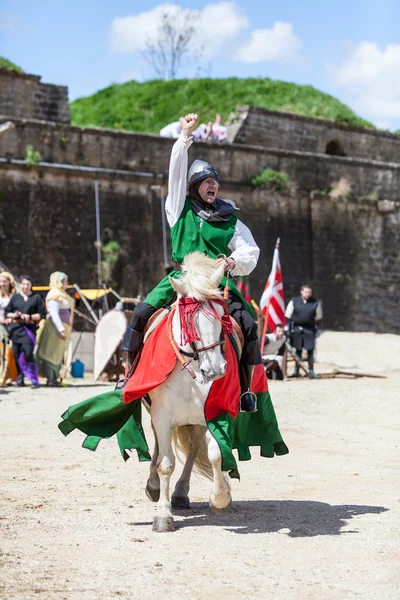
285,284,322,378
7,275,45,388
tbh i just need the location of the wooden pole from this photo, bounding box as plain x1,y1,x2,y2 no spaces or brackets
284,341,310,376
260,301,271,355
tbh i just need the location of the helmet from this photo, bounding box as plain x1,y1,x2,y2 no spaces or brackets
188,160,220,189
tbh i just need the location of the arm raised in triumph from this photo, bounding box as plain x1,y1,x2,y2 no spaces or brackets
165,113,198,228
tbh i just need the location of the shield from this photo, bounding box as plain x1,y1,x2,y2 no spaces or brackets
94,310,128,381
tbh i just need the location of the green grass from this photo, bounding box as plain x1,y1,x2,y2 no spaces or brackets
70,77,374,133
249,168,290,189
0,57,24,73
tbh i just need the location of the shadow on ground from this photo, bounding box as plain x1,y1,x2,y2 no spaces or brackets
132,500,388,537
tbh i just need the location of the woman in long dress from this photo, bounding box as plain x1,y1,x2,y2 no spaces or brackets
0,271,17,329
0,271,18,384
7,275,45,388
35,272,75,387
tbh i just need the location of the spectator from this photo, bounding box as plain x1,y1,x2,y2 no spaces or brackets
193,120,214,141
36,272,75,387
0,271,17,324
160,117,184,138
7,275,45,388
262,323,286,380
285,284,322,379
211,113,228,142
0,271,17,384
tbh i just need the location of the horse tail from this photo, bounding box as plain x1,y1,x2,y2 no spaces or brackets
172,425,213,481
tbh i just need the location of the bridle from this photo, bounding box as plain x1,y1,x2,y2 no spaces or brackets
180,338,225,360
116,272,232,390
167,298,229,380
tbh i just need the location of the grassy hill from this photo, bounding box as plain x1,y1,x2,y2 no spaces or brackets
70,77,374,133
0,57,24,73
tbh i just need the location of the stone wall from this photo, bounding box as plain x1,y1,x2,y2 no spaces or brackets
0,158,399,333
1,116,399,201
233,106,400,163
0,70,70,123
311,195,400,332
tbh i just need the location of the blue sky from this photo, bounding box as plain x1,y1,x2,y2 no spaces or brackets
1,0,399,129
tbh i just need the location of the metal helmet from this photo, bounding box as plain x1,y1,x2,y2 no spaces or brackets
188,159,220,188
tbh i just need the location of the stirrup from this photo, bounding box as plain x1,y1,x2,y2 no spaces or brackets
115,378,129,390
239,390,257,413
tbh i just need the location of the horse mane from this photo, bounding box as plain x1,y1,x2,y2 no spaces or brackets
180,252,223,301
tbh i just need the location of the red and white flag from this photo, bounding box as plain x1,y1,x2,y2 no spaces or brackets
260,239,285,352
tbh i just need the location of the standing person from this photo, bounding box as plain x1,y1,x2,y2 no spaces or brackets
0,271,18,384
122,112,261,412
7,275,45,388
35,272,75,387
285,284,322,378
0,271,17,326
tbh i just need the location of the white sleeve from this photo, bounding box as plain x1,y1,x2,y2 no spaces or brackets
47,300,65,333
316,301,323,321
227,219,260,276
285,300,294,319
165,132,193,227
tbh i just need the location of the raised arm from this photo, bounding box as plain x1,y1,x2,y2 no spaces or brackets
165,113,198,227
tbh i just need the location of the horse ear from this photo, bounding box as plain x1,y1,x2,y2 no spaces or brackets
211,261,225,286
169,276,186,296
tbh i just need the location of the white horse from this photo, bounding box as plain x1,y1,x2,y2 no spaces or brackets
144,252,235,532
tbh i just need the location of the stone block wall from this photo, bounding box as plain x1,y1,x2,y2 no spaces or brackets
0,160,399,332
311,195,400,332
0,70,70,123
233,106,400,163
1,116,399,202
1,114,399,333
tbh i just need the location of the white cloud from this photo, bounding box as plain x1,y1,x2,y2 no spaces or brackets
0,11,20,32
235,21,303,64
110,2,247,59
333,41,400,127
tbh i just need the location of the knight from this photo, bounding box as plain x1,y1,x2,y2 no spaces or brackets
122,113,262,412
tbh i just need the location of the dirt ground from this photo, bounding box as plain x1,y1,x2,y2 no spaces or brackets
1,359,399,599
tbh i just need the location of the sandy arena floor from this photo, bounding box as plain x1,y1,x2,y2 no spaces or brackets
0,366,399,599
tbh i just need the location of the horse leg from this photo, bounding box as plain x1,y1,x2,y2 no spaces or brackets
172,425,207,509
151,412,176,532
145,423,160,502
207,433,232,513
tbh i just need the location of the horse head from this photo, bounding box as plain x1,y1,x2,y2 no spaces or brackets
169,252,228,382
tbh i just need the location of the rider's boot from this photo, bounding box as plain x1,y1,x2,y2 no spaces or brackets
121,303,157,370
121,326,143,370
239,363,257,413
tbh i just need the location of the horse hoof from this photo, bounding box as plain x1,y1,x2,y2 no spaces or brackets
171,494,190,509
210,499,232,514
145,484,160,503
153,516,175,533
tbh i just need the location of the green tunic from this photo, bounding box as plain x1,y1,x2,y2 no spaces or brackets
145,197,253,315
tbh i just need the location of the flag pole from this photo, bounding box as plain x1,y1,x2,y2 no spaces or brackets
260,238,280,355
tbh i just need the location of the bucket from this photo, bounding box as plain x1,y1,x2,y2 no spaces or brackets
71,359,85,378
